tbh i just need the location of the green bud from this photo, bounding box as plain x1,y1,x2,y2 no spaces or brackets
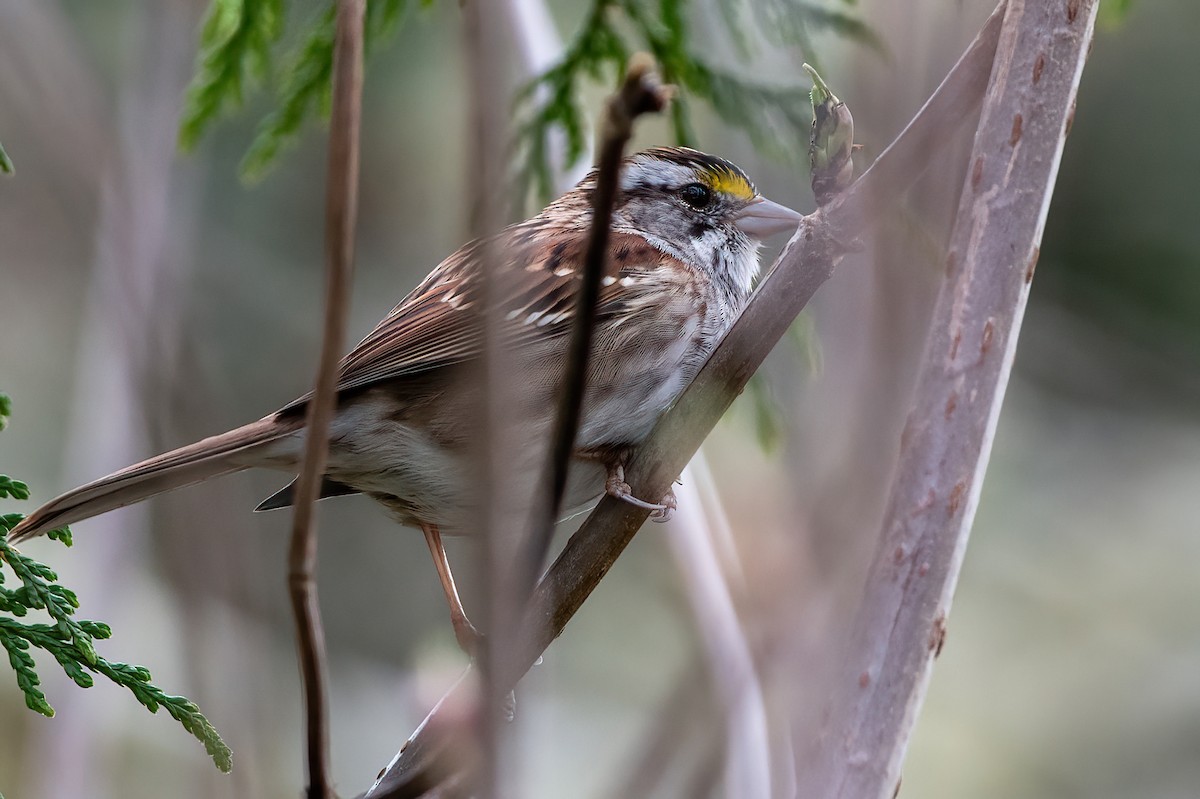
804,64,855,204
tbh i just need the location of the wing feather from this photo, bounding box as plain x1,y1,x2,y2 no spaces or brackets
280,227,688,412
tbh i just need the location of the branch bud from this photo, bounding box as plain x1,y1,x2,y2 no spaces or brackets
805,63,855,205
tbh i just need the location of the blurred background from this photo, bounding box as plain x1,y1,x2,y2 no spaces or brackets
1,0,1197,797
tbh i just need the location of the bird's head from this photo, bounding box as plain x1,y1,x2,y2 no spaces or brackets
597,146,802,295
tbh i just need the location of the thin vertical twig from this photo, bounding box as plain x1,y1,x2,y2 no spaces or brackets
287,1,364,797
794,2,1099,797
520,54,672,598
463,0,515,794
507,7,769,789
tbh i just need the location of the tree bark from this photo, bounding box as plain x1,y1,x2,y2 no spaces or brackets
793,2,1099,797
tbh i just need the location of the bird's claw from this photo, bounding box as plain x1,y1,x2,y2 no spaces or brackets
648,487,677,523
605,465,676,522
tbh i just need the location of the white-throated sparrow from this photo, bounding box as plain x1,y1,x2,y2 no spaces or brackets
11,146,800,649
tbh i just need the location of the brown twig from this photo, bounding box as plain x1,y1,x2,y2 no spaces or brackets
605,664,710,798
463,0,520,793
287,1,364,797
521,53,672,598
359,6,1008,795
794,1,1099,796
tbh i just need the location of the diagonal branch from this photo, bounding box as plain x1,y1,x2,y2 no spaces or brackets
795,1,1100,796
509,0,1006,683
287,1,364,798
359,5,1007,796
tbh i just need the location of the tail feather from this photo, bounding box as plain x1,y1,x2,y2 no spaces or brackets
254,477,359,512
8,416,300,543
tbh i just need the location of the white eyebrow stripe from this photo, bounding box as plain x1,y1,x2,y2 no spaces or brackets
620,160,694,192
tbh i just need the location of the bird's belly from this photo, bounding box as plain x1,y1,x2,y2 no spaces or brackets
260,402,468,531
575,313,701,449
263,398,610,536
576,370,687,447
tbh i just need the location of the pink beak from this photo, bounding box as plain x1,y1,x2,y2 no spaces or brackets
733,197,803,239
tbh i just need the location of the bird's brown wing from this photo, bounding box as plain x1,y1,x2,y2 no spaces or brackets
280,227,687,411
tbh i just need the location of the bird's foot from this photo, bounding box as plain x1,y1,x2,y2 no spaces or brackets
605,464,676,522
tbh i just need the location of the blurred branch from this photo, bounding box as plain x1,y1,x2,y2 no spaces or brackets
287,0,364,797
464,0,513,792
359,8,1012,794
794,2,1100,796
664,472,769,799
606,664,709,798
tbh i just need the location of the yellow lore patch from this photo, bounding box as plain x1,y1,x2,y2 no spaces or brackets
703,169,756,200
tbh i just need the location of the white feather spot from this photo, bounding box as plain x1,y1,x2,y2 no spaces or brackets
619,276,637,287
601,276,617,287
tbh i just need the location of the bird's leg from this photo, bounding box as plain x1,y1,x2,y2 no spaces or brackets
420,522,480,656
604,462,677,523
421,523,519,720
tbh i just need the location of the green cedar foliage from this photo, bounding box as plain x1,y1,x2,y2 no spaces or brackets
0,394,231,780
178,0,876,189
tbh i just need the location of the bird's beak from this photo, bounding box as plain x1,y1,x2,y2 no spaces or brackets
734,197,803,239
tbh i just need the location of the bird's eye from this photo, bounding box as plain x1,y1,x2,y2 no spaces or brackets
680,183,714,211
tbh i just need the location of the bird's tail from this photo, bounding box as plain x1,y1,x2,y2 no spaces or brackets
7,415,301,544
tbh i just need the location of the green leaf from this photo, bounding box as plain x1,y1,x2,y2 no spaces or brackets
46,526,73,547
0,141,13,175
0,477,29,501
238,0,416,181
0,394,12,431
239,6,336,182
744,374,782,452
1,397,229,773
366,0,409,48
0,627,53,716
513,0,872,206
1099,0,1134,27
755,0,884,56
92,658,233,771
179,0,286,151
